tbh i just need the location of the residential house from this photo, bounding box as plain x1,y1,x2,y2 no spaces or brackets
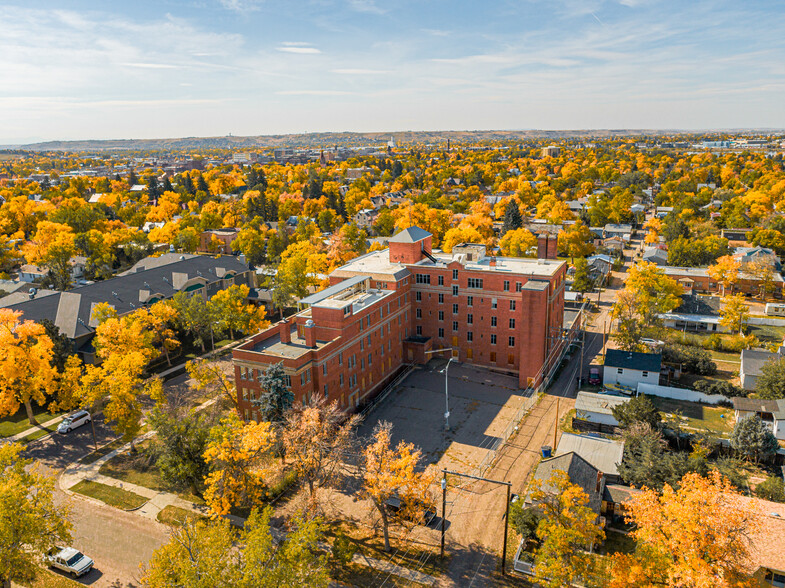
586,254,613,278
655,206,674,219
731,397,785,440
740,348,785,391
575,391,630,427
739,496,785,586
555,433,625,483
354,208,378,229
18,264,48,283
734,246,780,271
603,349,661,389
198,228,240,254
642,247,669,266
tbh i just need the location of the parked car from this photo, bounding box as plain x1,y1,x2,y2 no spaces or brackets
588,367,601,386
57,410,91,434
640,338,665,348
385,495,437,525
44,546,94,578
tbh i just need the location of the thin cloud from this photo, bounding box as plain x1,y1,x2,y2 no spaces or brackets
121,62,179,69
276,90,353,96
276,45,321,54
217,0,264,12
347,0,386,15
331,68,389,75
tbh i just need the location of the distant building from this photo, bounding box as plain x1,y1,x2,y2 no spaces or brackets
541,145,561,158
4,253,254,362
199,228,240,254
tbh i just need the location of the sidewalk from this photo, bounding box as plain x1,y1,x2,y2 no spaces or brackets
5,413,65,443
5,339,243,447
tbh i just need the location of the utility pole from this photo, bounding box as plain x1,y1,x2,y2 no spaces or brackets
502,483,511,575
441,476,447,558
441,469,512,575
553,396,560,450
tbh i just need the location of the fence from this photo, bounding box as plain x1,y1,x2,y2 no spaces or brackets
636,383,726,405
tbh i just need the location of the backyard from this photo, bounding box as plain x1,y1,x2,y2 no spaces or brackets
649,396,734,438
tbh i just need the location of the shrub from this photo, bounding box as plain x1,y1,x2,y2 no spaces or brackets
693,379,745,398
756,476,785,503
662,344,717,376
331,531,357,565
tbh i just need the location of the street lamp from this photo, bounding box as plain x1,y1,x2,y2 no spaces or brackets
425,347,455,432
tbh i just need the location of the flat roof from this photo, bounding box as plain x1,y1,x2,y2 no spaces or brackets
575,391,630,415
250,326,332,359
299,275,370,306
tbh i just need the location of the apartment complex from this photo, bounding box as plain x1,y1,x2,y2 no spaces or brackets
232,227,567,421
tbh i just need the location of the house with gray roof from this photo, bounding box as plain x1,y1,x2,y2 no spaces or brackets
740,348,785,391
526,452,606,515
555,433,625,482
3,253,254,362
575,391,630,427
642,247,669,266
732,397,785,440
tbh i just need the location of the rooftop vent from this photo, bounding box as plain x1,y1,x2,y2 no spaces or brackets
305,319,315,327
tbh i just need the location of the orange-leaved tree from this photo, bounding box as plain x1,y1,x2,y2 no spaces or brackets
707,255,741,296
605,471,760,588
361,421,436,552
282,397,359,504
0,309,58,425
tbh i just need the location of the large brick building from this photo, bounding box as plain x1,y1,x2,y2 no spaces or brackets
232,227,567,420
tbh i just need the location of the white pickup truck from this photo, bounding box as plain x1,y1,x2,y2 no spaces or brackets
44,546,94,578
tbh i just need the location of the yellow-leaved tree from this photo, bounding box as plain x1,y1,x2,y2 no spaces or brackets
0,309,58,425
707,255,741,296
499,227,537,257
362,421,436,552
209,284,269,340
203,415,276,516
528,470,605,588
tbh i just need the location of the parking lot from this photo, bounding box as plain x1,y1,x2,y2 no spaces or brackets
357,359,532,473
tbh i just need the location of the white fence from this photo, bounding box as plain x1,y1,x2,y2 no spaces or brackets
748,316,785,326
636,383,726,405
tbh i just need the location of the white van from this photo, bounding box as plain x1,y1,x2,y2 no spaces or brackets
57,410,91,434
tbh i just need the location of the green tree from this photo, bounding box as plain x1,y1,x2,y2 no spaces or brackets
618,424,690,490
170,292,217,352
529,470,605,588
571,258,594,293
611,395,662,429
147,402,214,497
501,200,523,234
509,500,542,544
730,415,779,463
0,443,72,588
253,362,294,423
754,356,785,399
40,318,73,372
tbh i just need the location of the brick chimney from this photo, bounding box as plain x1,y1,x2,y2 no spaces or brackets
595,471,604,493
489,256,497,267
537,234,548,259
279,319,291,344
548,234,558,260
303,319,317,348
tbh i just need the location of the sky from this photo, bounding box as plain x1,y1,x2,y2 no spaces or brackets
1,0,784,143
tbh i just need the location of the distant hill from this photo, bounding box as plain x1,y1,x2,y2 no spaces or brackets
4,129,695,152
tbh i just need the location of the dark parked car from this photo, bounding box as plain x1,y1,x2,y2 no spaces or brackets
588,367,601,386
385,495,437,525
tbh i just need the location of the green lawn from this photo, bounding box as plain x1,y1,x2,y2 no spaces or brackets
748,323,785,343
99,442,205,505
71,479,147,510
0,405,66,438
78,437,124,465
649,396,734,437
